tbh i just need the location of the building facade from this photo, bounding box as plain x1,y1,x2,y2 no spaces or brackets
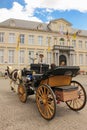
0,18,87,72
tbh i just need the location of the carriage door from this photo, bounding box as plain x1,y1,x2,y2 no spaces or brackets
59,55,67,66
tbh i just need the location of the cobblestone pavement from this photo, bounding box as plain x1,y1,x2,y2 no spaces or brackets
0,75,87,130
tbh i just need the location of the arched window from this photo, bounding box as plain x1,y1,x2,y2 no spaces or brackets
59,38,65,46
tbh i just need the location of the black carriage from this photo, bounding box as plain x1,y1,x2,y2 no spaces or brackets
18,65,86,120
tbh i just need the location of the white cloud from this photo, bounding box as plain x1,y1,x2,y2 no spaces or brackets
0,2,42,22
24,0,87,12
0,0,87,22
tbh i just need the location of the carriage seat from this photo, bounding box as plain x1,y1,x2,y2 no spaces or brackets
53,85,78,102
54,85,78,92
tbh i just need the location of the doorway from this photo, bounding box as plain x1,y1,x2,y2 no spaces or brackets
59,55,67,66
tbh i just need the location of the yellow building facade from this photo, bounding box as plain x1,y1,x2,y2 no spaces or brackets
0,18,87,72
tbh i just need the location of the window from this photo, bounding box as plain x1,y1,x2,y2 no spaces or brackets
9,33,15,43
0,32,4,43
9,20,15,27
72,40,76,47
60,38,64,46
28,51,34,64
38,36,43,45
54,38,57,45
73,54,77,65
46,37,51,46
78,40,82,48
28,35,34,44
20,50,25,64
85,54,87,65
20,34,24,44
8,50,14,63
85,41,87,49
0,50,4,63
79,54,83,65
37,24,43,30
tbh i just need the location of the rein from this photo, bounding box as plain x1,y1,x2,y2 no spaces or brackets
7,68,18,81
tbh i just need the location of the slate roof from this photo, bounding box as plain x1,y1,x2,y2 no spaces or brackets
71,28,87,37
0,18,87,36
0,18,50,31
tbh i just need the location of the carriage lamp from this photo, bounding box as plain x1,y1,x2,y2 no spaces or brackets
39,54,44,63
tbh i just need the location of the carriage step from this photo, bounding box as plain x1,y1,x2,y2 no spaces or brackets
54,85,78,92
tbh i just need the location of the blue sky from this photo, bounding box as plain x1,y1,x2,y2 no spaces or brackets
0,0,87,30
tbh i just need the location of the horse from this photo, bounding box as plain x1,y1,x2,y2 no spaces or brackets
6,66,22,93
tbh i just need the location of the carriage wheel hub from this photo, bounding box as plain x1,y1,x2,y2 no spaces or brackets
43,99,46,104
42,96,47,104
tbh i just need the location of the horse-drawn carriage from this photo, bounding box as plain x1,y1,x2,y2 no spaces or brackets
17,65,86,120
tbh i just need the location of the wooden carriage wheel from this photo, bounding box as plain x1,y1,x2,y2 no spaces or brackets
36,84,56,120
66,81,86,111
18,84,27,103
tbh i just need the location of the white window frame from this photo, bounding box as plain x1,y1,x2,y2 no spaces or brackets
78,40,82,48
79,54,83,65
20,34,25,44
0,49,4,63
28,35,34,45
85,41,87,49
72,40,76,47
8,50,14,64
73,54,77,65
38,36,43,45
85,54,87,65
19,50,25,64
9,33,15,43
46,37,51,47
28,50,34,64
0,32,4,43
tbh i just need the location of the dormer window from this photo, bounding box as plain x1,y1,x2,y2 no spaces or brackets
37,24,43,30
9,20,15,27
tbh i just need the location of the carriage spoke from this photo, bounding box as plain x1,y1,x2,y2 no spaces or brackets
18,85,27,103
79,88,82,92
36,84,56,120
68,100,72,106
38,87,43,96
36,93,42,99
48,103,54,111
46,105,54,117
72,100,75,108
66,81,86,111
74,100,79,108
76,99,82,106
43,87,47,95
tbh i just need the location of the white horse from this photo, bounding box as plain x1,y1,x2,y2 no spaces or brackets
7,66,22,93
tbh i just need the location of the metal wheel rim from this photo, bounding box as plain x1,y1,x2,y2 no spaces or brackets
66,81,86,111
36,84,56,120
18,85,27,103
